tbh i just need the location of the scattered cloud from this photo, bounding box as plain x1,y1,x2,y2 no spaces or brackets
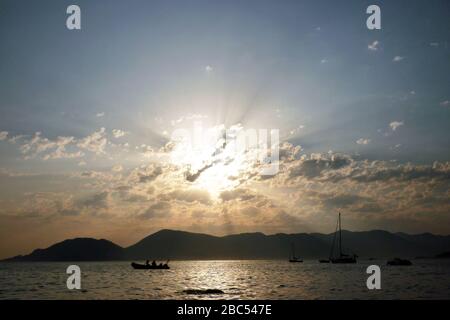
162,189,212,205
140,201,171,219
96,112,105,117
440,100,449,107
288,153,352,179
112,129,127,138
19,133,83,160
0,131,8,141
205,65,213,73
392,56,404,62
368,40,379,51
356,138,371,145
389,121,404,131
77,128,107,154
112,164,123,172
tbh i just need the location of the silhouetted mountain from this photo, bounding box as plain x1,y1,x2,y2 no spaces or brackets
3,238,125,261
3,229,450,261
435,251,450,259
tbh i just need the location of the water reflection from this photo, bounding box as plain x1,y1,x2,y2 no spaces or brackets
0,260,449,299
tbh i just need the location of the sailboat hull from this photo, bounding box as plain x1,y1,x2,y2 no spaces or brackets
330,257,357,264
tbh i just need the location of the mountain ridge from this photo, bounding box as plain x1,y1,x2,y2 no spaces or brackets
3,229,450,261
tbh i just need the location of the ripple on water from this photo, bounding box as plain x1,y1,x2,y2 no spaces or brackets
1,260,449,299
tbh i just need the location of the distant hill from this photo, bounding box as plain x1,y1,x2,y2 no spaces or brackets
3,238,125,262
3,229,450,261
435,251,450,259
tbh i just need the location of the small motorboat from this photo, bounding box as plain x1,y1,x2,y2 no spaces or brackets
131,262,170,269
387,258,412,266
289,258,303,263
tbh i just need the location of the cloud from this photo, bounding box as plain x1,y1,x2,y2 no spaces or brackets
278,142,302,161
288,153,352,179
96,112,105,117
389,121,404,131
112,129,127,138
430,42,439,47
349,162,450,183
77,128,107,154
0,131,8,141
129,164,163,183
323,194,369,208
112,164,123,172
368,40,379,51
205,65,213,72
392,56,404,62
440,100,449,107
19,133,83,160
8,135,25,144
140,201,171,219
356,138,370,145
220,188,256,202
162,189,212,205
76,191,109,209
320,59,328,64
43,136,84,160
241,206,260,216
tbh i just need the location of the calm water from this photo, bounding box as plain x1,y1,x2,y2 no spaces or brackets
0,260,449,299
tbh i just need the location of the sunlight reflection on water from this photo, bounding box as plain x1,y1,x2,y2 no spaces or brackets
0,260,449,299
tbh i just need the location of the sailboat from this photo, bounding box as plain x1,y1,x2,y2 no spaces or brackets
289,242,303,263
329,212,357,264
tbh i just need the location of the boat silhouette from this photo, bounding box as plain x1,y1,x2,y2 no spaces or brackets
328,212,357,264
131,261,170,269
387,258,412,266
289,243,303,262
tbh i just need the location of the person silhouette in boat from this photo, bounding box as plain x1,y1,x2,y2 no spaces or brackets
145,260,149,266
151,260,157,267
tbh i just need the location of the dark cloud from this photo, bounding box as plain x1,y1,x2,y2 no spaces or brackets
322,194,368,208
140,201,171,219
220,188,256,202
288,154,352,179
77,192,109,209
137,165,163,183
185,163,213,182
161,189,211,205
350,162,450,183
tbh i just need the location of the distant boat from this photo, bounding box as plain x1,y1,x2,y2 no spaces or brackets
289,243,303,263
329,212,357,264
131,261,170,269
387,258,412,266
319,259,330,263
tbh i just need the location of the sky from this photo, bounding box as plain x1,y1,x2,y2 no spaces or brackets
0,0,449,259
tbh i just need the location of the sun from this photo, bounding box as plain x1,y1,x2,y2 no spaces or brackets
168,123,257,197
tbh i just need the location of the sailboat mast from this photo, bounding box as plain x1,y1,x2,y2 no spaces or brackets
339,212,342,257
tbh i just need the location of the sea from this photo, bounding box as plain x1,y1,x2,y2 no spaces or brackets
0,260,449,299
